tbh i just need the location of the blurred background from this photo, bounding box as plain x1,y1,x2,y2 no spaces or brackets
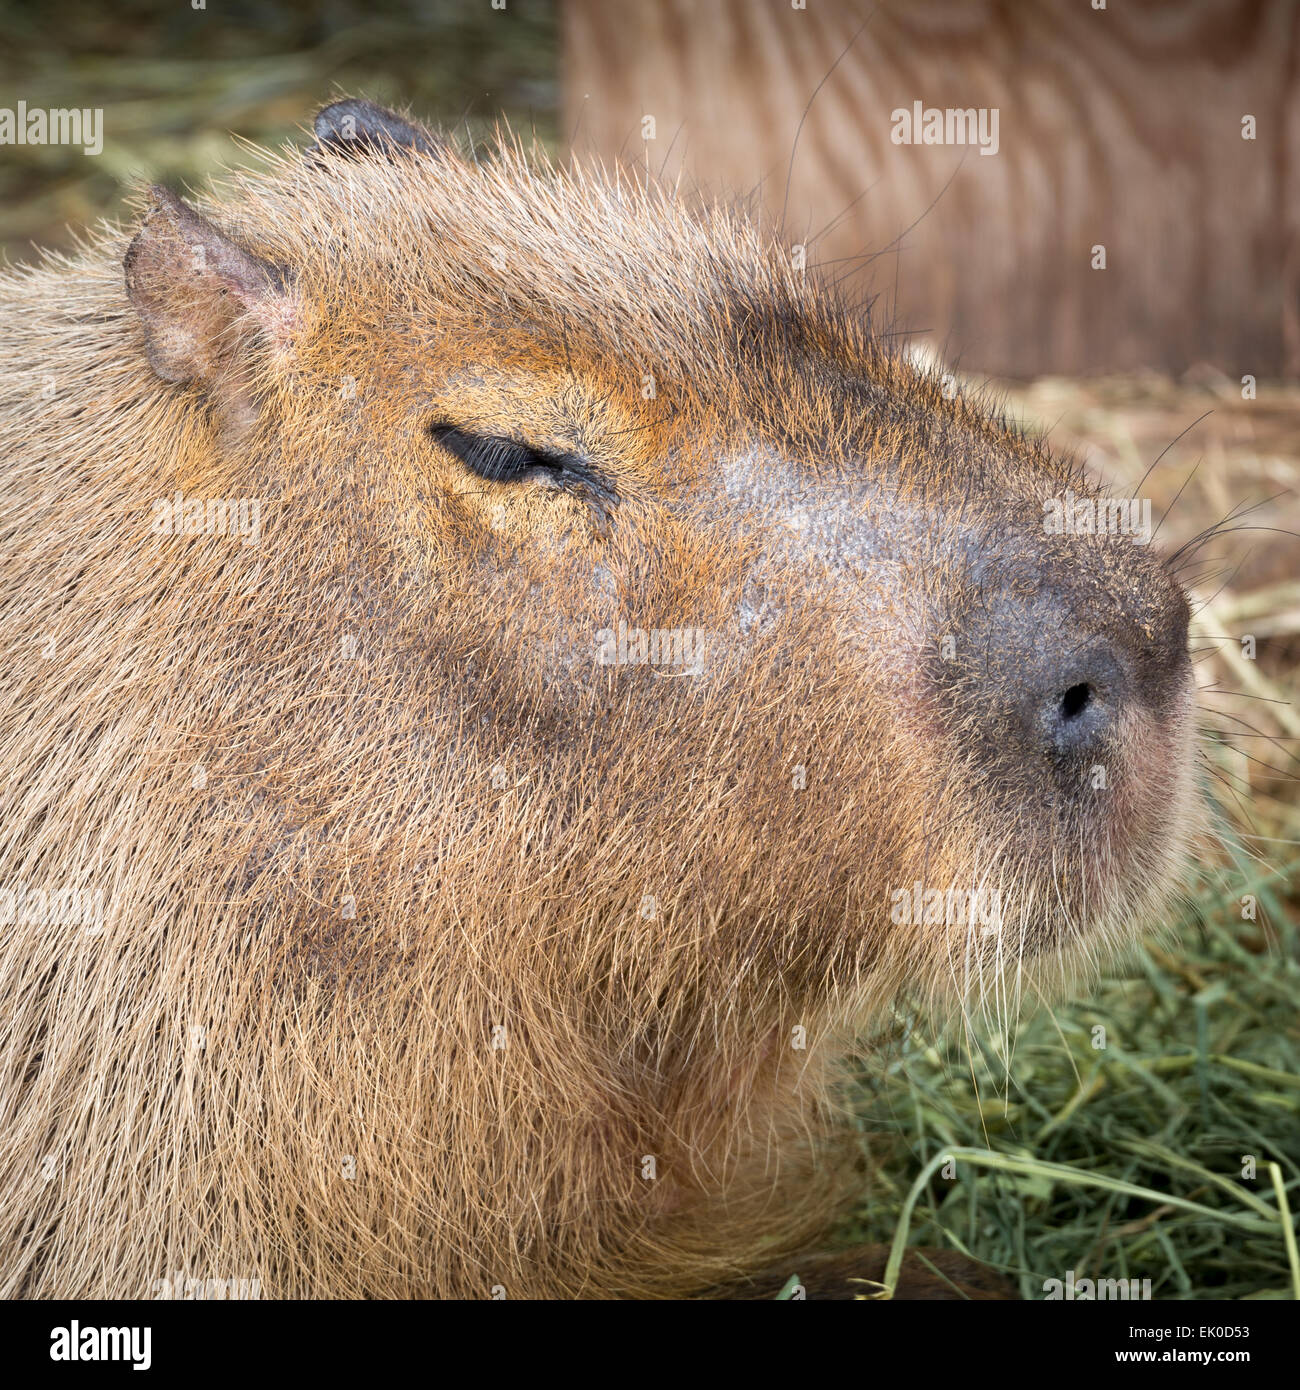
7,0,1296,1297
0,0,560,262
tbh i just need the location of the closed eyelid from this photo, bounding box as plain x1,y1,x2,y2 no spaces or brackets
429,422,618,504
428,424,553,482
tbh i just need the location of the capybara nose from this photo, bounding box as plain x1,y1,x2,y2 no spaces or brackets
1027,614,1185,760
1039,663,1118,758
972,568,1191,766
1012,636,1126,761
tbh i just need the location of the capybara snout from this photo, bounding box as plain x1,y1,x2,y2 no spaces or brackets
0,98,1201,1297
707,432,1196,969
908,523,1196,959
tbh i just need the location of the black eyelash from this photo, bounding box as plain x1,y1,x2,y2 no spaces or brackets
429,424,559,484
429,422,617,504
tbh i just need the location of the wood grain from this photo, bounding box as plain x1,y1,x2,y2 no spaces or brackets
563,0,1300,378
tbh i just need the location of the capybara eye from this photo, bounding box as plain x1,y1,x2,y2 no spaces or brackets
429,422,562,485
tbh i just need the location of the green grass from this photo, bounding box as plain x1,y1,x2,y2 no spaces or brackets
844,849,1300,1300
0,0,559,264
832,372,1299,1302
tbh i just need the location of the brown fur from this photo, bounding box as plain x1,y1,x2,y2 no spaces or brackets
0,102,1201,1298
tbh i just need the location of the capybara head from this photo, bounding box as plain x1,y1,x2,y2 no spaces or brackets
0,100,1199,1297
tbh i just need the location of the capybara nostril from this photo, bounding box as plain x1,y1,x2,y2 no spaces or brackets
1060,682,1092,721
952,561,1192,771
1043,674,1111,756
1037,587,1191,759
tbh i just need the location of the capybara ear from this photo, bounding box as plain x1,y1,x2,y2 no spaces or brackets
308,98,440,161
124,185,297,413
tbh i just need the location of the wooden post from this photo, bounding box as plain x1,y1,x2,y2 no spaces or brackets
563,0,1300,378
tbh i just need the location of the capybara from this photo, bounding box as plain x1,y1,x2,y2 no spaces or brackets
0,99,1200,1299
